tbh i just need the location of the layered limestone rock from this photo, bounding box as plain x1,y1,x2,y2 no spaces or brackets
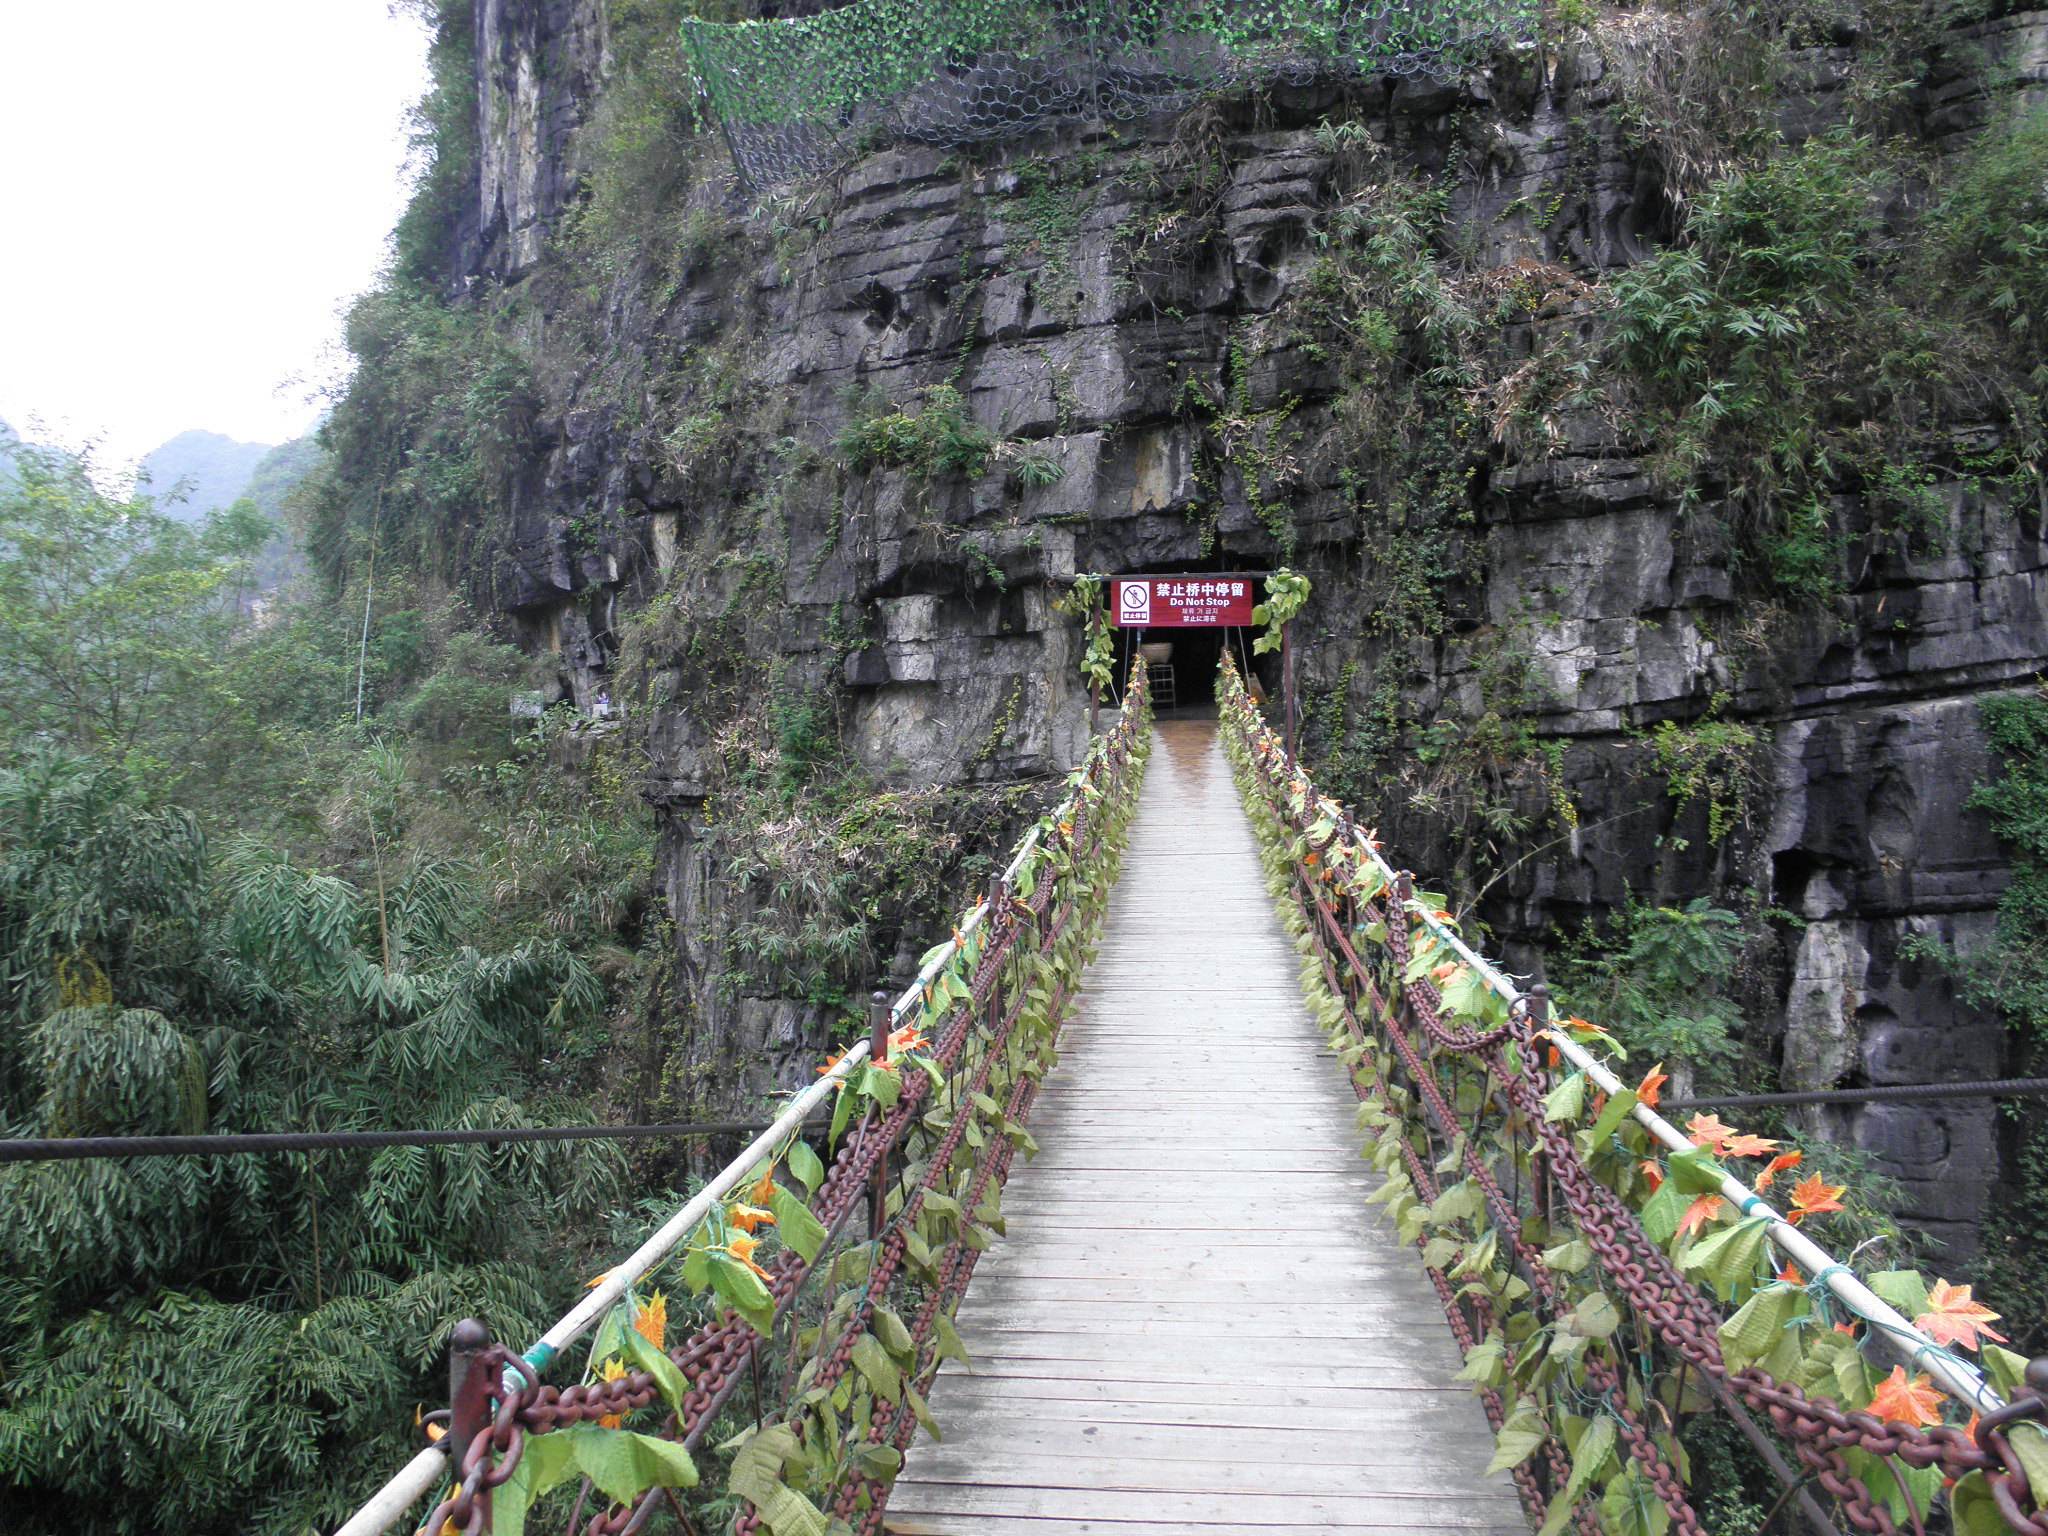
447,2,2048,1249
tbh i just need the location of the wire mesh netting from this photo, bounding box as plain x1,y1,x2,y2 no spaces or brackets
681,0,1541,189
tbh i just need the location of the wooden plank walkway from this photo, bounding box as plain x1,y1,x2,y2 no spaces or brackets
888,717,1524,1535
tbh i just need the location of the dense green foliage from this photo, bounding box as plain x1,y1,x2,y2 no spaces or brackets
0,437,659,1534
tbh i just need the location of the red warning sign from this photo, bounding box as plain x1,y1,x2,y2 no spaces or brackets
1110,576,1257,628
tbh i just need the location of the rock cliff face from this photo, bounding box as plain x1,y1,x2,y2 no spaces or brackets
459,0,2046,1251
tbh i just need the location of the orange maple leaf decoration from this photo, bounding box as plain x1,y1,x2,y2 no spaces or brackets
726,1232,773,1281
1679,1195,1725,1239
1754,1150,1803,1192
750,1171,778,1207
1639,1159,1665,1192
634,1291,668,1350
888,1023,929,1054
1686,1113,1738,1153
816,1049,850,1078
1637,1063,1669,1109
1914,1280,2007,1351
1867,1366,1945,1428
1431,961,1460,982
1722,1132,1783,1159
1834,1319,1861,1336
728,1203,777,1234
1777,1262,1804,1286
1787,1173,1848,1224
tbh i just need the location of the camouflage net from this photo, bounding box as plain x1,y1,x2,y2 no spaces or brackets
681,0,1540,189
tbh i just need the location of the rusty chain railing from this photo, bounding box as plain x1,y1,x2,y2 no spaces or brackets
336,664,1151,1536
1219,652,2048,1536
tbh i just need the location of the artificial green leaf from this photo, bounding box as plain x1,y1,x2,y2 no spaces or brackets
1868,1269,1932,1319
1667,1146,1727,1194
860,1064,902,1108
1456,1335,1507,1386
786,1139,826,1195
729,1424,829,1536
853,1443,903,1481
830,1080,856,1148
1544,1071,1587,1123
935,1313,969,1365
1486,1398,1548,1476
1984,1345,2032,1398
772,1186,830,1265
1568,1292,1622,1339
1718,1283,1806,1373
1640,1177,1685,1244
1590,1088,1640,1147
873,1304,914,1360
1542,1239,1592,1274
708,1250,777,1335
2008,1423,2048,1507
569,1427,700,1506
1682,1215,1770,1302
904,1382,941,1442
851,1332,902,1404
681,1245,709,1295
1538,1416,1616,1536
488,1427,579,1536
1952,1472,2008,1536
621,1317,688,1413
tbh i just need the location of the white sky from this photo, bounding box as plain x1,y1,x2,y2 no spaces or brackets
0,2,432,469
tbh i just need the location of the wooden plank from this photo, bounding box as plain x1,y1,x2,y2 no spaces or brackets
896,1451,1507,1499
886,1485,1521,1527
889,719,1517,1536
890,1525,1528,1536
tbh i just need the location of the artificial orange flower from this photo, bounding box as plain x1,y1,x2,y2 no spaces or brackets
1678,1195,1725,1239
1639,1159,1665,1191
1777,1262,1804,1286
584,1268,612,1290
889,1023,929,1054
750,1171,778,1206
634,1291,668,1350
1787,1173,1848,1224
870,1055,900,1074
817,1048,850,1078
1722,1132,1782,1159
1546,1044,1562,1070
1563,1016,1612,1040
1753,1150,1803,1192
728,1203,777,1233
726,1232,773,1281
1834,1319,1861,1336
1637,1063,1669,1109
1915,1280,2008,1352
1868,1366,1945,1428
1432,961,1460,982
596,1357,629,1429
1304,852,1320,869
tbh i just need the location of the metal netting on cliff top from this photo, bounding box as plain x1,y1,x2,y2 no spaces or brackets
681,0,1538,189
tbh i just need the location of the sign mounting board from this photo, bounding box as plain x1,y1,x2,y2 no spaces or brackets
1110,576,1258,628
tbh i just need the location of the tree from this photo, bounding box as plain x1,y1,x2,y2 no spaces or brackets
0,752,624,1536
0,442,270,774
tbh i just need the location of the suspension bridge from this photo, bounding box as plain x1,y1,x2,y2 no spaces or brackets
333,657,2048,1536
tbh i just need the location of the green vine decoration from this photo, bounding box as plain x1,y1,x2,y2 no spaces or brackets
1250,566,1309,656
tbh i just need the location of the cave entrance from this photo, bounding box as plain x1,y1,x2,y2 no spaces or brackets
1105,568,1268,717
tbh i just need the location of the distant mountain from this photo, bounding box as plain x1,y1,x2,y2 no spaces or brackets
140,430,277,522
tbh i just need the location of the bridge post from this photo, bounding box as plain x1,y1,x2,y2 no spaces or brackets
446,1317,494,1462
868,990,892,1238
